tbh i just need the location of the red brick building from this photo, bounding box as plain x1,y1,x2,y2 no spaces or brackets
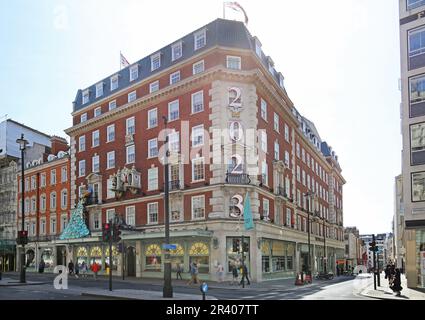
62,19,345,281
17,136,70,272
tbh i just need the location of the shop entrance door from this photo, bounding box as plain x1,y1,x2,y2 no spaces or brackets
126,246,136,277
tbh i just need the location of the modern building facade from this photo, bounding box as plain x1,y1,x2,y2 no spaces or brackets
16,136,70,272
344,227,362,269
0,118,51,272
61,18,346,282
399,0,425,289
394,174,406,270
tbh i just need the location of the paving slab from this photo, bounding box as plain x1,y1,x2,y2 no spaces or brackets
0,277,48,287
81,289,217,300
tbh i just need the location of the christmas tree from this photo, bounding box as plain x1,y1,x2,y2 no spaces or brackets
59,201,90,240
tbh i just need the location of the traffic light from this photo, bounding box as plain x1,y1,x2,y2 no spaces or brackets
369,241,377,252
242,242,249,253
113,224,122,242
232,239,240,252
102,223,111,242
17,230,28,245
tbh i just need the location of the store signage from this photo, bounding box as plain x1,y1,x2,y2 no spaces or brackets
162,244,177,250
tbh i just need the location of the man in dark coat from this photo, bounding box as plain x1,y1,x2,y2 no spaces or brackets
390,268,402,297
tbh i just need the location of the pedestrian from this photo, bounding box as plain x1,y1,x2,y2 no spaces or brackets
176,263,183,280
38,259,45,273
75,262,80,279
216,262,224,283
91,262,100,280
187,262,199,285
68,260,74,275
231,264,238,285
240,263,250,285
193,263,199,284
80,261,88,278
390,268,403,297
384,264,391,285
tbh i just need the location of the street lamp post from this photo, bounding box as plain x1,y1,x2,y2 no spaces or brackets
322,217,327,274
16,134,28,283
162,116,173,298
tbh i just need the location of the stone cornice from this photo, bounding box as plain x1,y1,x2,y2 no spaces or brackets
17,156,69,176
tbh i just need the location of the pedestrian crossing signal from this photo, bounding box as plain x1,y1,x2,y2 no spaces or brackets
102,223,111,242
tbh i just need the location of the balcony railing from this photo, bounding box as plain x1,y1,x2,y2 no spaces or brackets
85,196,101,206
225,173,251,185
27,235,61,242
169,180,181,191
277,186,287,198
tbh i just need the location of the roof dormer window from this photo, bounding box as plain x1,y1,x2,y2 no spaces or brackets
151,52,161,71
171,41,183,61
95,82,103,98
279,73,285,88
110,74,119,91
254,37,262,57
267,56,274,74
130,65,139,82
82,90,89,104
194,29,206,51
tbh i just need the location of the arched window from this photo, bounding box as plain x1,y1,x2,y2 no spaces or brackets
145,244,162,271
189,242,210,273
50,192,57,209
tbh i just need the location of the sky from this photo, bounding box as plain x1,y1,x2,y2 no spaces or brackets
0,0,402,235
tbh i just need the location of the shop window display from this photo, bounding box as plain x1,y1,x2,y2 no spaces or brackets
189,242,210,273
76,247,88,266
145,244,162,271
261,240,271,273
41,249,54,269
90,246,102,270
169,244,184,272
105,246,119,271
272,241,285,272
226,237,250,273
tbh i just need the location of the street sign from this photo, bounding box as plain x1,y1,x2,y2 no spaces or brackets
201,282,208,293
162,244,177,250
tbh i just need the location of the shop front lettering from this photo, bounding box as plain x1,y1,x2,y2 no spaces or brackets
166,305,200,318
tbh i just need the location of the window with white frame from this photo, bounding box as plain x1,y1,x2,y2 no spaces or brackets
61,166,67,182
61,189,67,209
31,197,36,212
169,71,181,85
79,160,86,177
262,198,270,220
302,170,306,186
107,124,115,142
51,169,56,185
61,216,67,231
50,218,56,234
296,165,301,182
192,195,205,219
148,167,158,191
128,91,136,103
286,208,291,227
407,0,425,10
107,151,115,169
96,82,103,98
284,124,289,142
79,136,85,152
307,153,310,167
262,161,268,186
80,113,87,123
92,155,100,173
24,198,29,213
192,125,204,146
261,130,267,153
192,157,205,181
106,179,114,199
40,219,46,234
274,141,280,160
301,148,305,162
151,52,161,71
25,178,29,191
191,91,204,113
126,206,136,226
82,90,89,104
40,194,46,212
92,130,100,147
106,209,115,223
126,117,135,135
226,56,241,70
193,60,204,75
260,99,267,120
285,177,290,196
194,29,206,50
92,212,100,230
296,143,300,157
130,65,138,81
273,113,279,132
94,107,101,117
148,138,158,158
50,192,56,209
168,131,180,153
109,100,117,111
40,173,46,187
110,75,119,91
168,100,179,121
31,176,36,190
126,145,135,164
409,26,425,58
78,186,84,199
307,175,311,190
284,151,290,167
171,41,183,61
148,202,158,224
148,108,158,128
149,80,159,93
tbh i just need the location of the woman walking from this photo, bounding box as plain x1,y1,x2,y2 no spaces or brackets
391,268,403,297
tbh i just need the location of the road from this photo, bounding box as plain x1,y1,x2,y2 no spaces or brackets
0,272,375,300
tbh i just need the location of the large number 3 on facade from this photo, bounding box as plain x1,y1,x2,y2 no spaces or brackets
230,194,244,218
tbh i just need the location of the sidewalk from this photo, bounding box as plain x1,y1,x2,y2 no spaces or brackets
81,289,217,300
360,273,425,300
0,277,48,287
